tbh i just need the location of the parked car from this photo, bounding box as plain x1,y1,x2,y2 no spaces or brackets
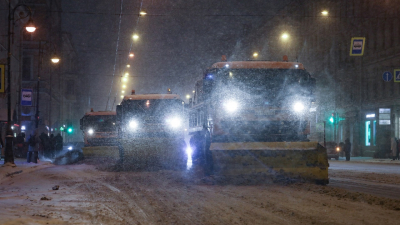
325,141,342,160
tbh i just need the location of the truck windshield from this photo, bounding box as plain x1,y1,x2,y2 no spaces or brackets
83,116,116,132
123,99,183,117
216,68,311,100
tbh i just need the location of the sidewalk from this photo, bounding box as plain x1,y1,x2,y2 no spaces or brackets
333,156,400,164
0,158,53,183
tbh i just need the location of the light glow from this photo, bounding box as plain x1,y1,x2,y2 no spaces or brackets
166,117,182,129
224,100,239,113
129,120,138,129
139,10,147,16
68,146,73,150
51,58,60,63
122,77,128,82
21,125,26,131
88,128,94,135
293,102,305,112
133,34,139,40
129,53,134,58
281,33,289,40
127,64,130,68
321,10,328,16
253,52,258,57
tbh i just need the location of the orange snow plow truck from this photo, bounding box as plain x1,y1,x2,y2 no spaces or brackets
80,110,119,158
188,57,329,184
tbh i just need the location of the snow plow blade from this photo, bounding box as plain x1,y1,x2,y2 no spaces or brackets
82,146,119,158
120,138,187,170
210,142,329,184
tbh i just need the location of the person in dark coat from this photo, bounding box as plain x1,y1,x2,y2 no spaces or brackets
27,129,41,163
54,133,63,152
49,134,55,158
344,138,351,161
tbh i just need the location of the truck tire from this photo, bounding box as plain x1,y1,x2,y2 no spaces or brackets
202,131,213,176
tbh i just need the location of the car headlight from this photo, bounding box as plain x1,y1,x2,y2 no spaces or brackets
292,101,305,113
129,120,139,130
223,99,239,113
88,128,94,135
166,117,182,129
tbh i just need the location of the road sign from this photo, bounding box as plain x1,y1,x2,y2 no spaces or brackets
0,65,4,93
349,37,366,56
382,71,392,82
21,89,33,106
394,69,400,82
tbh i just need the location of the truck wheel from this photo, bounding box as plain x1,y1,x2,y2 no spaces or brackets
202,131,213,176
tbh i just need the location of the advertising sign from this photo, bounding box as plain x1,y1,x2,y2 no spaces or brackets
21,89,33,106
0,65,4,93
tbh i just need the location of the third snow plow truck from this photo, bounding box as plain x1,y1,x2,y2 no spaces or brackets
116,91,187,170
188,56,328,184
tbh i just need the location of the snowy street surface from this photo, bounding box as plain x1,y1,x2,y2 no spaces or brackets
1,159,400,224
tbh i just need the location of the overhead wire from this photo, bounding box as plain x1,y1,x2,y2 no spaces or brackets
105,0,124,111
111,0,144,110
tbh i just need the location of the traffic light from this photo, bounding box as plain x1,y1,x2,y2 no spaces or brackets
328,113,337,124
67,127,73,134
60,127,64,132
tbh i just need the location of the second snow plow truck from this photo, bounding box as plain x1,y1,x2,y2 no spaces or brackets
189,56,328,184
116,91,187,170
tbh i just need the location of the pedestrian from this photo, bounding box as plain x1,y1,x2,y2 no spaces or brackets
391,137,398,160
344,138,351,161
27,129,41,163
49,134,55,158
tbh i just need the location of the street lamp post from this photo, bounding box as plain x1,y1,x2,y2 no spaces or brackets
4,2,35,165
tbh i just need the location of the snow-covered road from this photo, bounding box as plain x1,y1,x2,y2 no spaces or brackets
1,160,400,224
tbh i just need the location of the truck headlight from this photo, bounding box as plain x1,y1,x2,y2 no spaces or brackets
223,99,239,113
166,117,182,129
129,120,139,130
292,101,305,113
88,128,94,135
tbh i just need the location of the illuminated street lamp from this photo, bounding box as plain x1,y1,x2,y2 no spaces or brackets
281,33,289,40
122,90,125,93
25,18,36,32
186,95,190,99
133,34,139,40
122,77,127,82
122,85,126,89
51,54,60,63
253,52,259,58
125,72,129,77
5,3,36,165
139,10,147,16
129,53,134,58
321,10,329,16
127,64,130,68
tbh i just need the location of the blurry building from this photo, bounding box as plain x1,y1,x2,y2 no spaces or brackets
1,0,83,143
244,0,400,157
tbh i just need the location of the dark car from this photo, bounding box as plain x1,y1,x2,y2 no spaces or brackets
325,141,341,160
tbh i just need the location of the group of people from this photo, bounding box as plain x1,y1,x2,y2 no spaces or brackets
390,137,400,160
27,129,63,163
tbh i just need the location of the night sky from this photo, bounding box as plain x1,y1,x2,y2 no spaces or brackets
62,0,291,111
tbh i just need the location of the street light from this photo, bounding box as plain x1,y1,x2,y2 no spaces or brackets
127,64,130,68
281,33,289,40
133,34,139,40
4,3,36,165
139,10,147,16
253,52,259,58
321,10,329,16
129,53,134,58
